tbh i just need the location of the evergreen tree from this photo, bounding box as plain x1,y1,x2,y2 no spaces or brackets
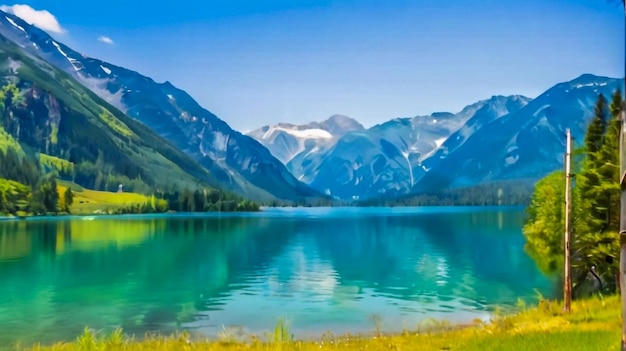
186,189,196,212
524,90,621,296
596,89,622,231
63,187,74,213
576,94,612,234
584,93,608,161
569,90,622,291
0,189,5,214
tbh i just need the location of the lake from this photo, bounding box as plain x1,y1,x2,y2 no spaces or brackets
0,207,556,347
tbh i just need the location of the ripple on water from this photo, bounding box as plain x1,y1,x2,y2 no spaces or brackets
0,208,555,345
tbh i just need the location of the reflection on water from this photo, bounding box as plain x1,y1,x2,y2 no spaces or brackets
0,208,556,347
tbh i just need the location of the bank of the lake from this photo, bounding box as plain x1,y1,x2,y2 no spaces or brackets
0,180,261,219
0,207,555,348
21,295,621,351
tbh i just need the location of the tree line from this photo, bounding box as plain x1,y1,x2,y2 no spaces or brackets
0,146,260,216
112,189,260,214
358,180,535,207
523,90,622,297
0,148,60,215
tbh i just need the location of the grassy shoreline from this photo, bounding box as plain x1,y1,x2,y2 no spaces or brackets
16,295,621,351
0,180,264,220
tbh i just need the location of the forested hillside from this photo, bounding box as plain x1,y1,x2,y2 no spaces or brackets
0,36,259,216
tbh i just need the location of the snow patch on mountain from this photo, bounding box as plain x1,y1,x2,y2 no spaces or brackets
212,131,229,152
533,105,550,117
401,150,414,186
5,16,24,32
573,82,608,89
51,41,68,58
248,117,362,165
51,40,84,72
100,65,111,75
261,126,333,140
76,75,126,112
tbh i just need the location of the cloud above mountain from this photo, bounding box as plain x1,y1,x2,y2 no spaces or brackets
0,4,65,34
98,36,114,45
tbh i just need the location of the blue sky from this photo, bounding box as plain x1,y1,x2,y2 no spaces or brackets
1,0,624,132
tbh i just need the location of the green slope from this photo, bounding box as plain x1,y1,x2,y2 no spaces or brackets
0,35,217,194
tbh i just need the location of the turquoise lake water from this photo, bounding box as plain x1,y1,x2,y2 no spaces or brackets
0,207,556,346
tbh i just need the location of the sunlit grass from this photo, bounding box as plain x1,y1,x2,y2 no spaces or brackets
40,154,73,174
0,125,23,154
57,181,151,215
98,108,135,138
17,295,622,351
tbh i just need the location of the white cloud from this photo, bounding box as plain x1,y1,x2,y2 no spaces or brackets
98,36,114,45
0,4,65,34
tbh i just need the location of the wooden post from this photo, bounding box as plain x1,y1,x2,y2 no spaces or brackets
601,2,626,349
563,128,572,313
619,102,626,351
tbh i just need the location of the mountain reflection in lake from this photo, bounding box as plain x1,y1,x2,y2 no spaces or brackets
0,207,556,347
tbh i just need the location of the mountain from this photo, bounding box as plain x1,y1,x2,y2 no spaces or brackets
246,114,364,165
272,96,530,200
308,114,366,137
414,74,624,193
0,11,323,203
0,34,216,195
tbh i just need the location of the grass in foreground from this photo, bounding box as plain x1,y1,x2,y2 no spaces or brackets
18,295,622,351
57,181,151,215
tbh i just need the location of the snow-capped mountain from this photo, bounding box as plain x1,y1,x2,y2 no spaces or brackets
414,74,624,193
248,74,621,202
308,96,531,199
255,96,530,200
0,10,324,202
246,114,364,164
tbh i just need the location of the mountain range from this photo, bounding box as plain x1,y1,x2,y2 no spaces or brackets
415,74,622,192
248,76,623,201
0,8,622,205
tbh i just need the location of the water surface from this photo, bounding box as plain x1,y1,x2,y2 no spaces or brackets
0,207,555,346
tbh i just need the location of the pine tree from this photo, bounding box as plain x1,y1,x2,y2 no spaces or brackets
577,94,611,234
0,189,5,214
64,187,74,213
596,89,622,231
585,93,609,160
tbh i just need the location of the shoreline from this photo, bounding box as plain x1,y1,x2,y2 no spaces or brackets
0,204,527,222
12,295,620,351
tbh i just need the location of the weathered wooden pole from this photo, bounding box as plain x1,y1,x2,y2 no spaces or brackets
620,2,626,350
564,128,572,313
619,102,626,351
